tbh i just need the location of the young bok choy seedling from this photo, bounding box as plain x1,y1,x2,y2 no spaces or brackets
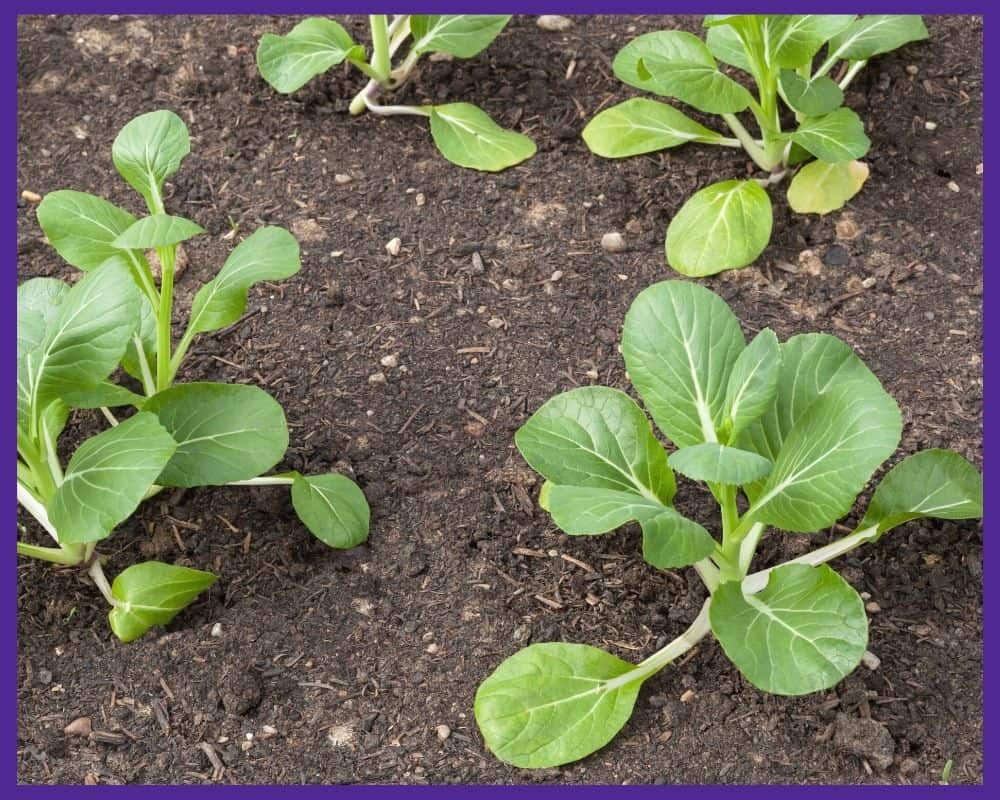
257,14,535,172
582,15,928,275
21,110,370,641
475,280,981,768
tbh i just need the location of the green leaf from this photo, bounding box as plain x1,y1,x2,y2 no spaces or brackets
544,485,667,536
665,180,773,277
410,15,510,58
429,103,535,172
710,563,868,695
187,226,301,336
779,70,844,116
48,412,177,545
705,24,753,73
143,382,288,487
640,507,717,569
766,15,857,68
291,472,370,549
621,280,745,448
60,381,145,410
256,17,358,94
17,278,68,360
113,213,204,250
724,328,781,440
639,50,754,114
788,108,870,163
582,98,727,158
860,449,983,537
515,386,675,505
787,159,869,214
614,30,718,92
475,642,644,768
108,561,217,642
748,382,901,532
36,190,138,270
668,443,773,485
826,15,928,64
112,110,191,212
121,293,158,384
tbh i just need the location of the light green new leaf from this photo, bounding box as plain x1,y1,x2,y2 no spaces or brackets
825,15,928,64
17,278,67,360
257,17,358,93
860,449,983,537
613,30,714,92
544,485,667,536
291,472,370,549
122,293,158,384
665,180,773,277
48,412,177,545
639,51,754,115
36,190,137,270
724,328,781,441
60,381,146,410
789,108,870,163
475,642,644,768
108,561,217,642
515,387,675,505
779,70,844,116
143,382,288,487
766,15,857,68
788,160,869,215
113,214,204,250
622,280,745,448
711,563,867,695
112,110,190,212
410,15,510,58
429,103,535,172
705,24,753,73
668,443,773,486
640,507,717,569
582,98,727,158
748,382,901,532
187,226,301,336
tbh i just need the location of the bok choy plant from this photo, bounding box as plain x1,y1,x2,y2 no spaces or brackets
20,110,369,642
474,280,981,768
257,14,535,172
582,15,928,276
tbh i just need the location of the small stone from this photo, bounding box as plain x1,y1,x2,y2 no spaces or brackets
550,270,564,282
425,643,439,654
680,689,696,703
601,232,626,253
436,724,451,741
536,15,573,32
836,217,860,240
334,173,352,185
905,65,919,75
976,163,983,176
823,244,850,267
64,717,92,737
210,622,223,638
368,372,387,385
380,354,399,369
415,193,426,207
861,276,877,289
947,181,960,193
866,601,881,613
798,249,824,276
20,190,42,203
924,121,937,131
385,237,402,256
861,651,881,671
487,317,505,329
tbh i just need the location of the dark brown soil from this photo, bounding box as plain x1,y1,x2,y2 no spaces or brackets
17,14,982,785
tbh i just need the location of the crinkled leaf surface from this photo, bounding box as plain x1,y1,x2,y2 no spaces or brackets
410,15,510,58
112,110,190,211
291,472,370,549
257,17,358,93
613,30,714,92
36,190,138,270
639,49,754,114
113,213,204,250
582,98,726,158
788,108,870,163
787,160,869,215
429,103,535,172
668,443,773,486
108,561,217,642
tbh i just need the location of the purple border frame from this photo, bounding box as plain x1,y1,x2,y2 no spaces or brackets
7,2,990,795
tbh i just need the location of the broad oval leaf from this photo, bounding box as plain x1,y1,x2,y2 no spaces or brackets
112,110,191,212
544,485,668,536
291,472,370,549
410,15,510,58
826,15,928,64
122,293,158,384
257,17,357,94
668,443,773,485
640,51,754,115
187,226,301,336
724,328,781,440
429,103,535,172
36,190,137,270
705,24,753,73
640,507,717,569
143,382,288,487
113,213,204,250
766,15,857,68
475,642,644,768
787,159,869,215
711,563,867,695
665,179,773,277
748,382,901,532
622,280,745,448
60,381,145,410
108,561,217,642
860,449,983,537
515,387,675,505
18,278,67,360
613,30,716,92
582,98,726,158
779,70,844,116
789,108,870,163
48,412,177,545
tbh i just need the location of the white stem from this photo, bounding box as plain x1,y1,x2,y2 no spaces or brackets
226,476,295,487
100,407,119,427
722,112,777,171
17,482,60,544
348,14,412,115
738,522,766,574
693,558,720,593
363,94,431,117
838,59,868,91
88,560,120,607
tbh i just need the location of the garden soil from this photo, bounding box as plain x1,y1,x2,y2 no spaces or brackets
16,15,983,785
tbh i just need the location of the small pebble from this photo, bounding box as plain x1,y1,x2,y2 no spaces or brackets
368,372,387,385
836,218,860,240
536,15,573,32
550,269,563,282
866,601,881,613
924,121,937,131
385,237,402,256
436,724,451,741
64,717,92,737
425,643,439,654
210,622,223,638
861,651,881,671
947,181,960,193
415,193,425,207
21,190,42,203
823,244,850,267
905,65,919,75
334,173,352,185
601,232,626,253
380,354,399,369
680,689,696,703
487,317,505,329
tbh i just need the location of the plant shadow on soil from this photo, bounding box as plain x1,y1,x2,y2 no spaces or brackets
16,14,982,786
